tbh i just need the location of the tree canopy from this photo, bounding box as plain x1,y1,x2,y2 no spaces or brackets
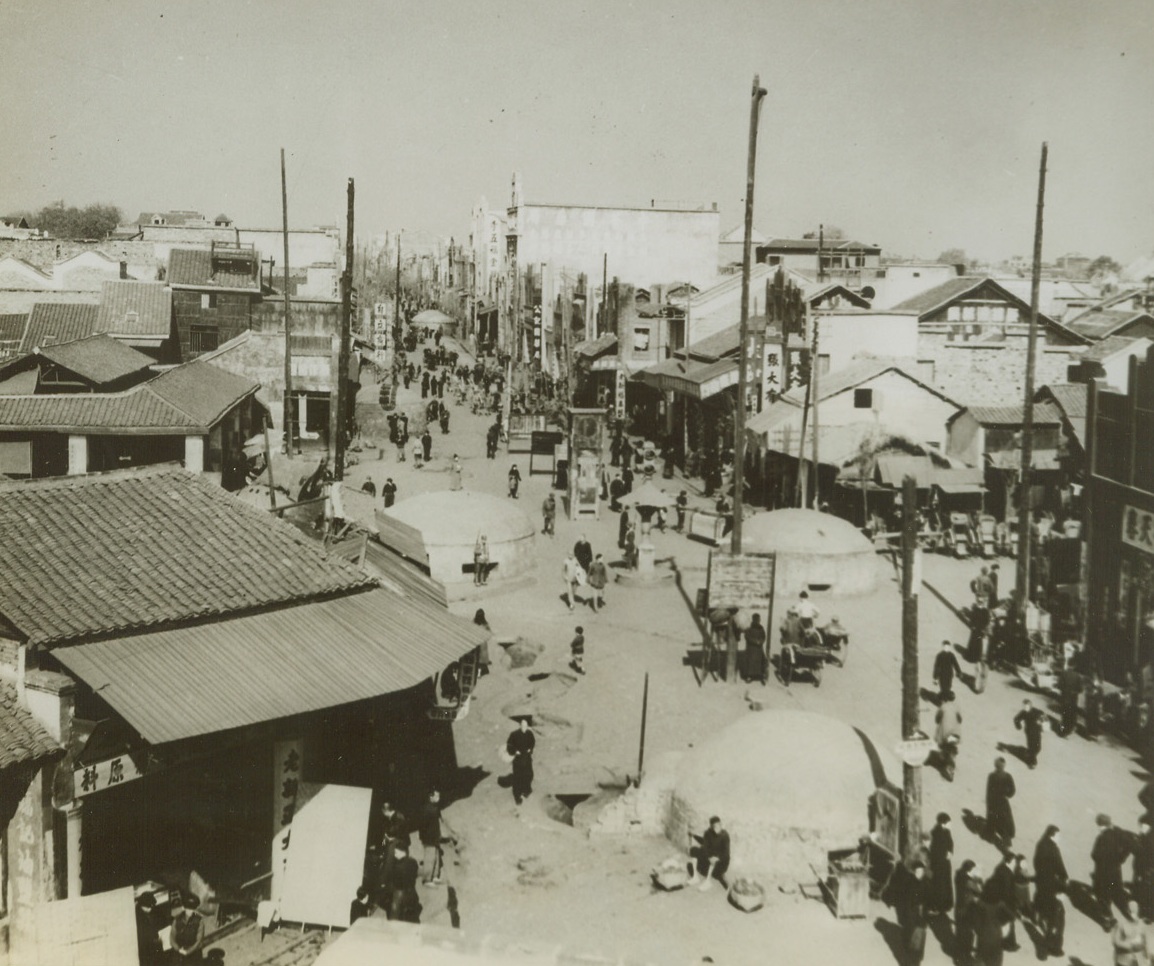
19,201,122,240
1087,255,1121,279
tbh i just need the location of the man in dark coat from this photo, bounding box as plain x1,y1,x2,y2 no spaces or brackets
985,757,1016,851
376,801,408,909
1092,813,1133,926
743,613,768,685
885,860,929,966
1033,825,1068,956
1013,698,1046,768
382,478,397,508
506,717,535,805
927,813,955,915
933,640,963,701
386,843,421,923
420,370,430,399
1134,814,1154,923
573,535,594,574
1057,664,1082,737
982,851,1020,952
421,429,433,462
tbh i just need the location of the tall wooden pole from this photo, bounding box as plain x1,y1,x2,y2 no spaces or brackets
601,252,608,339
637,672,649,785
900,474,922,862
280,148,294,455
1016,142,1048,617
811,311,820,509
731,74,768,555
335,177,354,480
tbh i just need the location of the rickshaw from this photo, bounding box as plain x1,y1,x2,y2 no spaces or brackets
945,512,973,557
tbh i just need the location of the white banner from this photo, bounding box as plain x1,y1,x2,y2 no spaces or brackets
1122,504,1154,556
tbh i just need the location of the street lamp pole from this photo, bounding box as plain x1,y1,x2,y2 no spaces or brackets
732,74,768,555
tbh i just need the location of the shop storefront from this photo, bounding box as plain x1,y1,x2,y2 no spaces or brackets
1085,345,1154,683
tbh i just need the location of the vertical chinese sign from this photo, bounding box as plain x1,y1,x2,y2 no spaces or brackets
273,739,303,837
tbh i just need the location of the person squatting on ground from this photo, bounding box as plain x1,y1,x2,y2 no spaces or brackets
687,816,731,891
506,717,535,805
569,626,586,675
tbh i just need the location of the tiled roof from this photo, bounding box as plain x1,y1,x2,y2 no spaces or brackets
0,360,257,433
37,334,154,385
0,682,61,769
0,312,27,348
686,323,740,360
95,281,172,338
23,302,100,351
1065,309,1152,340
574,333,618,358
149,359,260,426
0,466,376,647
762,238,880,252
966,401,1061,426
168,247,260,291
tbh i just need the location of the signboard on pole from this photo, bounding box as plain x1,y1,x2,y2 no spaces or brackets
532,304,543,364
706,550,776,613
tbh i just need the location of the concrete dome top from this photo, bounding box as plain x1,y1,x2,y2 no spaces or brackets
740,508,873,556
674,710,894,835
381,489,535,546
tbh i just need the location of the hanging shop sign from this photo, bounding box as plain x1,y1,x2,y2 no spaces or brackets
1122,505,1154,556
532,304,543,363
74,753,144,798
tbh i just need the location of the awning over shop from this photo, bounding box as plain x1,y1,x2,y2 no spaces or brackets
633,355,739,400
875,455,984,489
53,588,488,746
987,449,1061,471
934,482,986,495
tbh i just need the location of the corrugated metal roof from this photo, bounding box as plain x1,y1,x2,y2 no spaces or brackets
0,466,375,646
37,334,154,384
95,280,172,338
967,402,1060,426
330,533,449,609
53,588,488,744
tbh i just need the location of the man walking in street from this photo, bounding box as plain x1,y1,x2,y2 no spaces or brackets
933,640,963,702
377,800,408,910
386,843,421,923
1013,698,1047,769
506,717,535,805
542,493,556,536
1093,813,1133,927
473,535,489,586
562,552,582,610
1057,662,1081,737
421,428,433,463
508,463,521,498
982,850,1021,952
985,757,1016,851
675,490,688,531
1033,825,1068,957
883,859,929,966
587,553,608,612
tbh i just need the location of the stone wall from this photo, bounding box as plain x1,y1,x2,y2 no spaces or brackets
0,239,162,281
919,332,1078,406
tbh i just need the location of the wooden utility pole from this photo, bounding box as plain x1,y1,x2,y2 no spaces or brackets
1016,142,1048,617
637,672,649,785
334,177,354,480
811,311,821,509
601,253,608,338
900,474,922,862
280,148,294,455
731,73,768,555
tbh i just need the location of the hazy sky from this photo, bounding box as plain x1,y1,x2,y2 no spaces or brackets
2,0,1152,264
